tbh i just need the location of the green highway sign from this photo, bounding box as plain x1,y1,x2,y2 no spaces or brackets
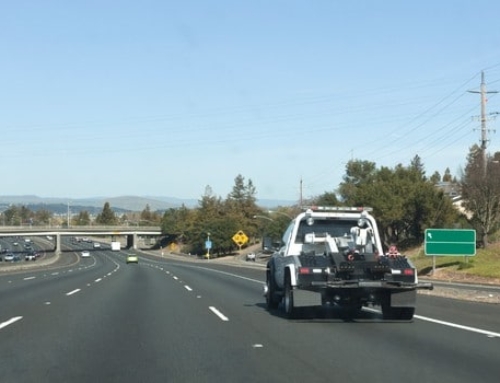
424,229,476,256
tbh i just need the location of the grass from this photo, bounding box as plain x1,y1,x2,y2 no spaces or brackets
406,242,500,280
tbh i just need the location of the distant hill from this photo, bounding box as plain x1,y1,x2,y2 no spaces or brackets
0,195,295,212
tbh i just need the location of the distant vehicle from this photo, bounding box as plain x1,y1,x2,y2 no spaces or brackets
46,235,53,240
126,254,138,264
25,253,36,261
4,253,20,262
81,251,90,258
111,242,121,251
246,252,256,261
93,242,101,248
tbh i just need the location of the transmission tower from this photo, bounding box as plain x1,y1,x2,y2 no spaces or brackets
468,71,498,174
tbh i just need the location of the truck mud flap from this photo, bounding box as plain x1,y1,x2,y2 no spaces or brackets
389,290,417,308
293,289,322,308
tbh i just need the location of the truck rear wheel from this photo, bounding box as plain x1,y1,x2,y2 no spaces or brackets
266,269,280,310
284,276,297,319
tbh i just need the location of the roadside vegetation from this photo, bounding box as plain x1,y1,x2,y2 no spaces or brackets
407,242,500,280
159,145,500,281
2,145,500,280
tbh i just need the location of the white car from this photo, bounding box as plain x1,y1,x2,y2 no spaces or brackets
81,251,90,258
93,242,101,248
246,252,256,261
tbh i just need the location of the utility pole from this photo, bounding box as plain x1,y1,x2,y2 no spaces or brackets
468,71,498,175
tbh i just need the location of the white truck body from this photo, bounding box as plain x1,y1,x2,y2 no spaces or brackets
264,206,433,320
111,241,121,251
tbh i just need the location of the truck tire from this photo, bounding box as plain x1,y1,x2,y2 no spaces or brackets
266,268,280,310
284,275,297,319
395,307,415,320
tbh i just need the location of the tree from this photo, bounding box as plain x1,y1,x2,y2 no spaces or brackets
3,206,21,226
226,175,260,242
337,159,459,248
34,209,53,226
95,202,117,225
314,191,340,206
430,171,441,184
460,147,500,247
75,210,91,226
139,204,160,224
338,159,377,204
442,168,453,182
227,175,259,216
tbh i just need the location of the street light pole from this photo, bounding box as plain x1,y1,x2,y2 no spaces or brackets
270,211,293,220
253,215,274,222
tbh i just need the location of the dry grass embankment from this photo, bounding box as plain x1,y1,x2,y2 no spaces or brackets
407,242,500,285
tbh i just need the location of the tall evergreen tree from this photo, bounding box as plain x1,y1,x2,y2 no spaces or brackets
95,202,117,225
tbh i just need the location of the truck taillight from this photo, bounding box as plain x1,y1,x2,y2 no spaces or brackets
403,269,414,276
299,267,323,274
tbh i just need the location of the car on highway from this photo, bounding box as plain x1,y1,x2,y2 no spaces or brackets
126,254,138,264
25,253,37,261
4,253,21,262
81,250,90,258
246,252,256,261
93,242,101,248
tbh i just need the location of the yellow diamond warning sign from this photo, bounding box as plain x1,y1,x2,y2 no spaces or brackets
232,230,249,247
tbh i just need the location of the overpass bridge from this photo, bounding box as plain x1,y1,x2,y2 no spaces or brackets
0,226,163,254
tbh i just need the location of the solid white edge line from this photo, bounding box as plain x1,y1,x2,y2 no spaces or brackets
23,276,36,280
0,316,23,330
209,306,229,321
169,264,500,337
364,307,500,338
66,288,81,296
414,314,500,338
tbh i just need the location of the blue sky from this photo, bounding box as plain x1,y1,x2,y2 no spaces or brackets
2,1,500,203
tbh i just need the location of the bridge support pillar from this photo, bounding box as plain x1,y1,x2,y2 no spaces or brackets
126,234,137,249
55,233,62,255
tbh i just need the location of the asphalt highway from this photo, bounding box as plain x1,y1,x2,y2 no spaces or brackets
1,248,499,383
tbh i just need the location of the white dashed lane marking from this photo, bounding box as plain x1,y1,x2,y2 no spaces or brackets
0,316,23,330
65,289,81,296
